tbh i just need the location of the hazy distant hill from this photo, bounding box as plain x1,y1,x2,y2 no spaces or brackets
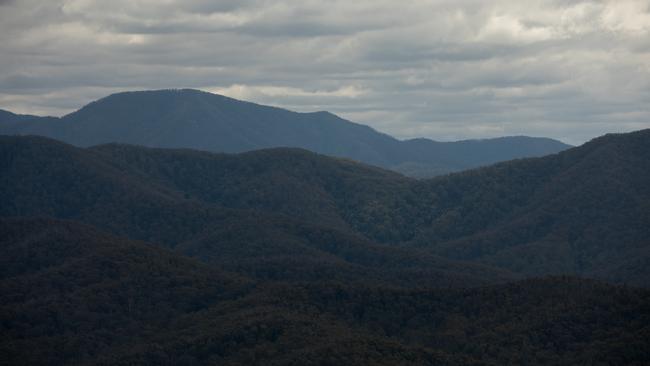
0,89,570,177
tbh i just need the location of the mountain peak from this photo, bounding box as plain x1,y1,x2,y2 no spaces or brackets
1,89,571,177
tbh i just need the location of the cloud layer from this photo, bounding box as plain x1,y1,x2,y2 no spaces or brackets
1,0,649,143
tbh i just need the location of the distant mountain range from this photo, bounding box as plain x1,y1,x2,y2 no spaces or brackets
0,89,570,177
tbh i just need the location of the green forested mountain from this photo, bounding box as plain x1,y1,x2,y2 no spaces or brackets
408,130,650,285
91,131,650,285
0,89,570,177
1,130,649,285
2,218,649,366
0,135,513,288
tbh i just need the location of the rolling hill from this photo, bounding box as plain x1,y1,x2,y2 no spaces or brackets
1,130,649,286
2,218,649,365
407,130,650,285
0,89,570,177
89,131,650,286
0,135,514,288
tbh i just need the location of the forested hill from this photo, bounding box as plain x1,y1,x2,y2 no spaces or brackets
1,129,649,286
1,130,650,364
409,129,650,284
0,135,515,288
0,89,570,177
2,218,649,365
91,130,650,286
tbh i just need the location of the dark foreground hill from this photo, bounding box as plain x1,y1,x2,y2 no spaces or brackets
2,218,649,366
0,89,570,177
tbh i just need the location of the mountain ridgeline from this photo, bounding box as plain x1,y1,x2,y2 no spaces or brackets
0,89,570,177
1,129,649,285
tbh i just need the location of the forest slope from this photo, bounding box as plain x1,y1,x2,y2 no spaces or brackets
1,130,649,286
2,218,648,366
0,136,511,288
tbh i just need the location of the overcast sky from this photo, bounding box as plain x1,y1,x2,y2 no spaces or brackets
1,0,649,144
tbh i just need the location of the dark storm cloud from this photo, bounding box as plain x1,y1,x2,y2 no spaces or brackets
0,0,648,144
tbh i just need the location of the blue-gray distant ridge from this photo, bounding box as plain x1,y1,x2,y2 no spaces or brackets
0,89,571,177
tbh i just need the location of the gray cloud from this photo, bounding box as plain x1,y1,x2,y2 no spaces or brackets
0,0,649,144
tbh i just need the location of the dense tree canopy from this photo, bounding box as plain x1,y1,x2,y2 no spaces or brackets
1,130,649,285
2,219,649,365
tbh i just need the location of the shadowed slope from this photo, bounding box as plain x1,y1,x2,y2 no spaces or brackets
1,130,649,285
2,220,648,365
0,136,514,288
